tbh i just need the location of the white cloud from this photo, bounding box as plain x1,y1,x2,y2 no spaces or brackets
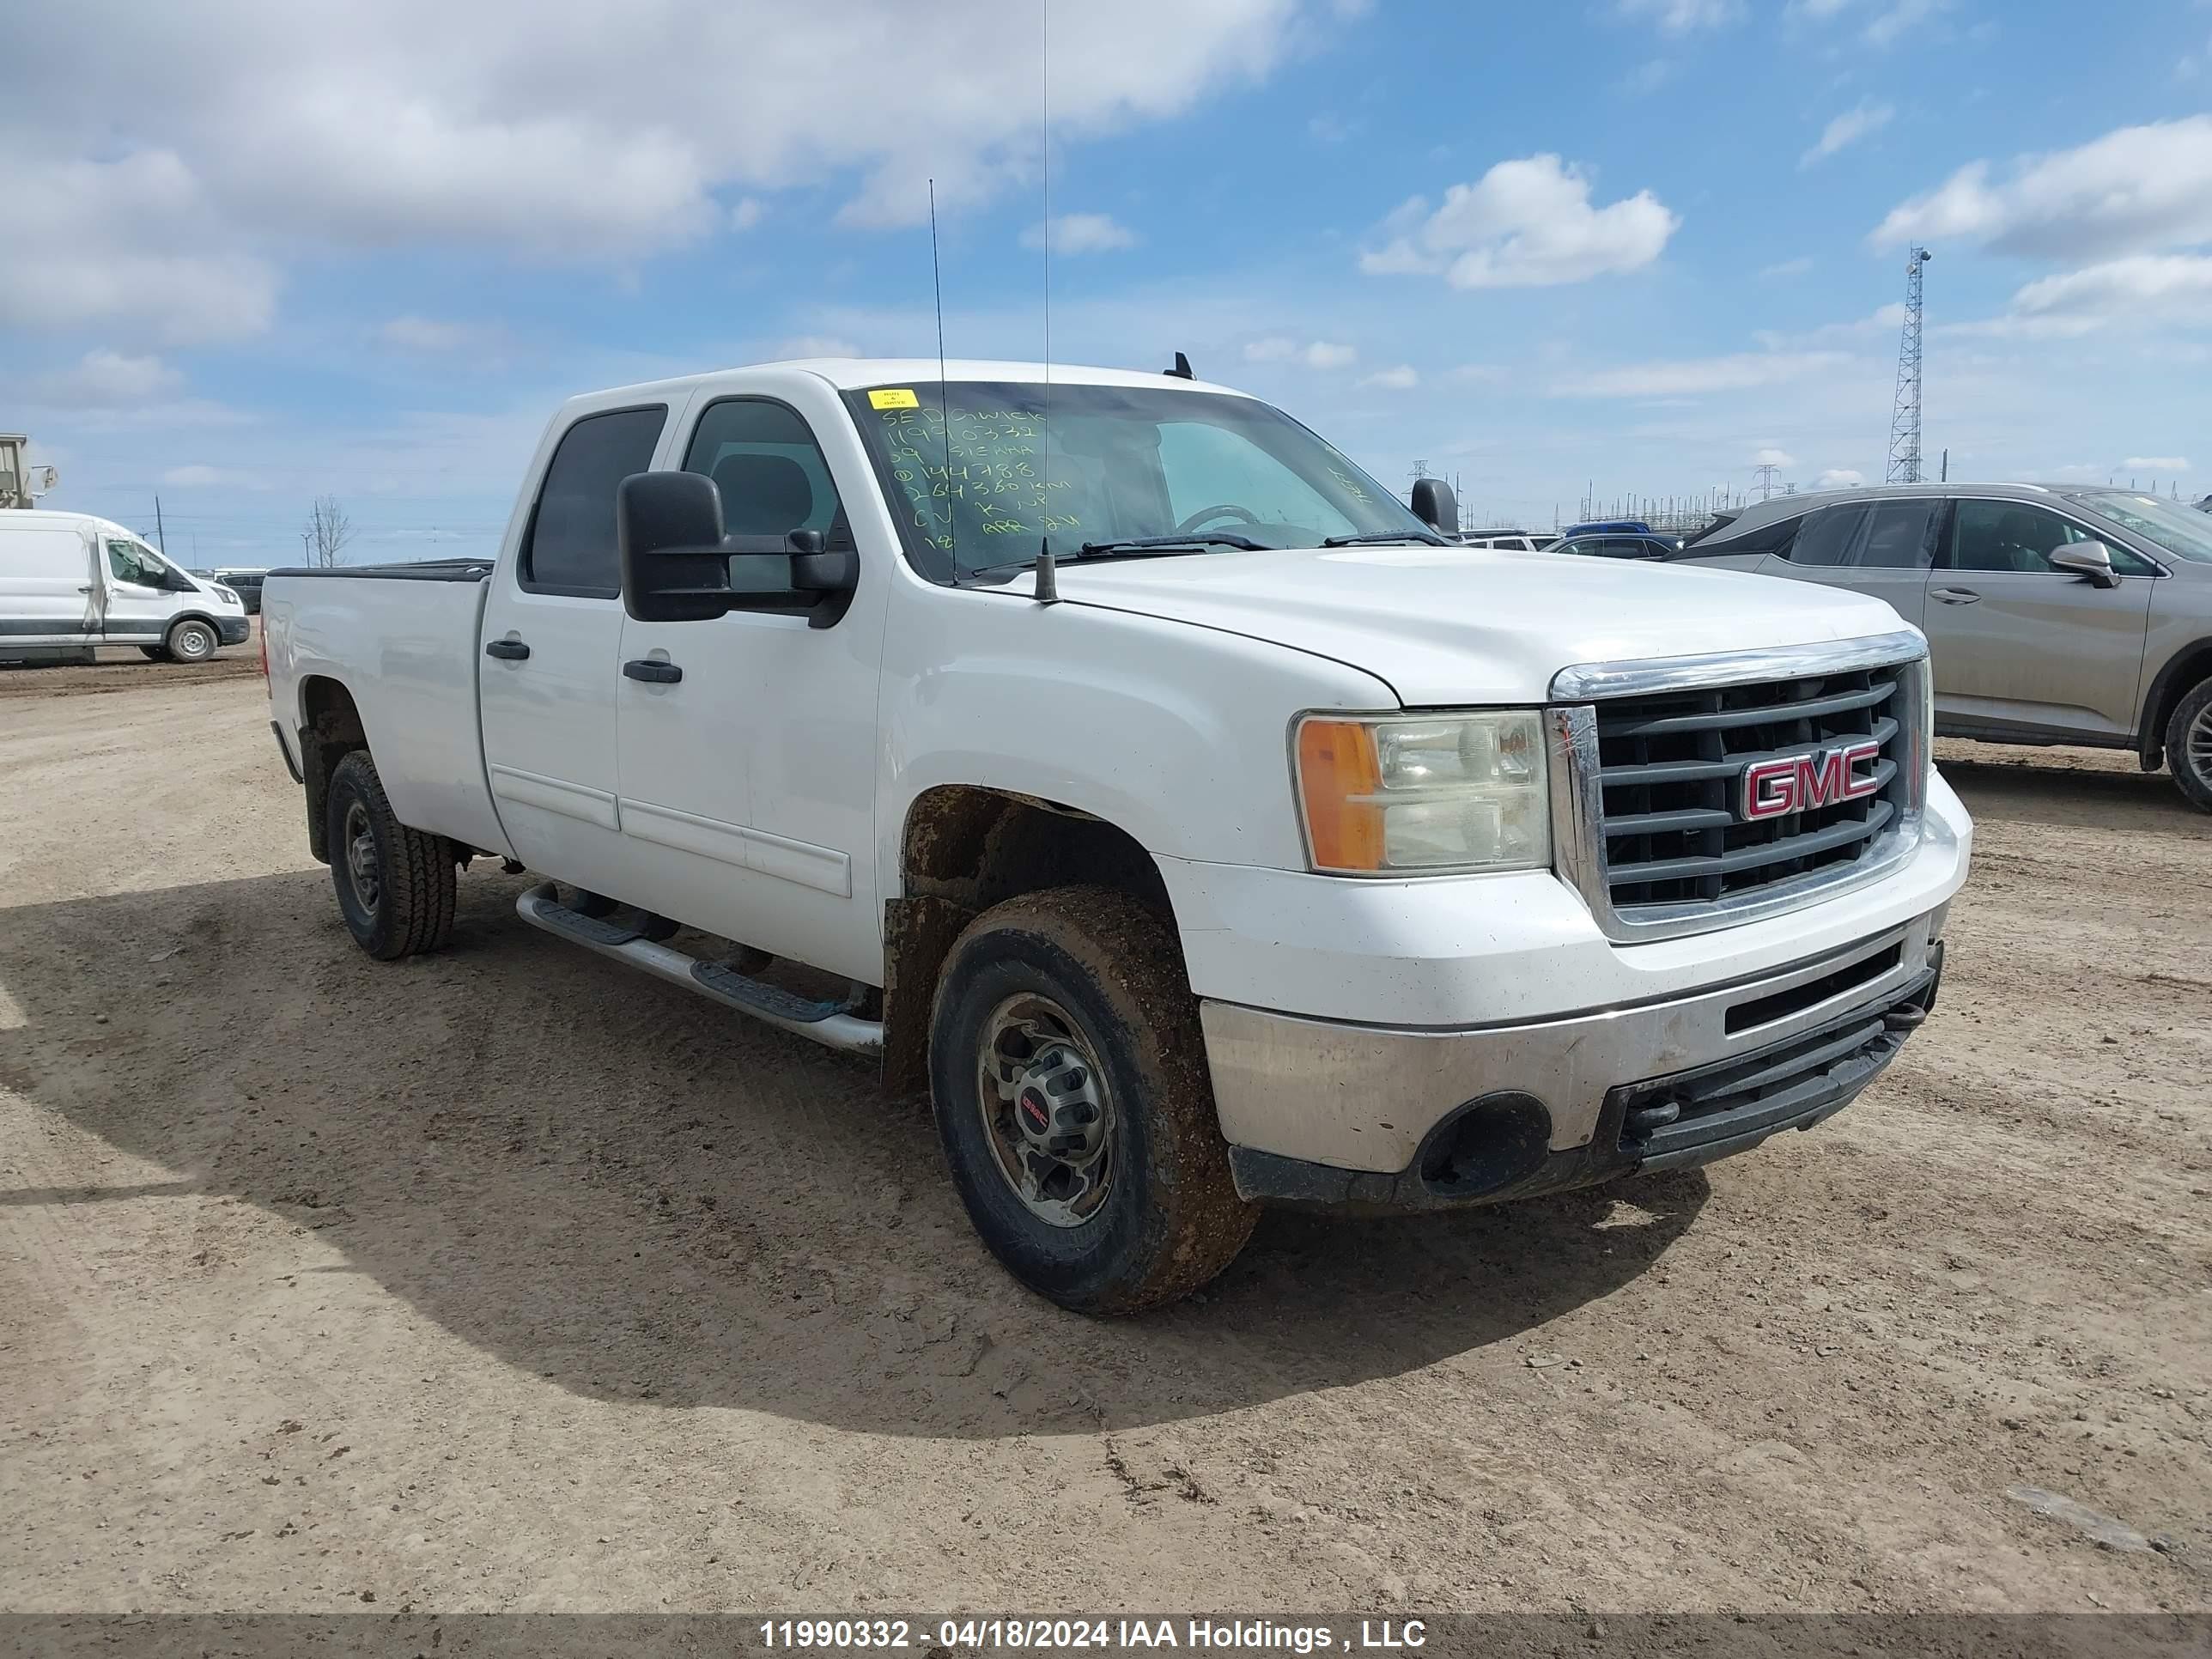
1358,365,1419,390
1864,0,1944,47
378,315,480,352
1549,349,1847,398
1800,100,1893,168
1873,116,2212,258
1360,155,1679,289
0,0,1330,337
1618,0,1743,32
1753,446,1796,467
775,335,864,360
30,349,184,407
1243,337,1357,368
1815,467,1865,489
2011,253,2212,321
0,154,278,343
2123,456,2190,472
1020,213,1138,256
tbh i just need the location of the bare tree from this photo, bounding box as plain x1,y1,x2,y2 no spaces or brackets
303,495,354,568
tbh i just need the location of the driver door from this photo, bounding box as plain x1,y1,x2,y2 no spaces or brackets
100,538,175,640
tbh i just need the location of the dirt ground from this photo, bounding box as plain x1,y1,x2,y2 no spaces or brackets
1,674,2205,1619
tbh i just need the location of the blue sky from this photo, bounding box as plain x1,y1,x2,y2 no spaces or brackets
6,0,2209,563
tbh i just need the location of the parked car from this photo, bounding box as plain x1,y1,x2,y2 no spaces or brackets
1,510,252,665
1457,528,1555,551
1672,483,2212,808
1562,518,1655,538
215,568,269,615
263,356,1970,1312
1554,531,1680,561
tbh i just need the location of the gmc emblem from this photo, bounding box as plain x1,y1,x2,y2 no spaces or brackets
1743,739,1882,820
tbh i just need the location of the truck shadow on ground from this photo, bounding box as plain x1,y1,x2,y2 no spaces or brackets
0,870,1707,1437
1938,756,2207,837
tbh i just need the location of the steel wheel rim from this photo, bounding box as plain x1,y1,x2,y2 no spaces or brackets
2190,703,2212,781
175,625,213,660
975,992,1115,1229
343,801,380,915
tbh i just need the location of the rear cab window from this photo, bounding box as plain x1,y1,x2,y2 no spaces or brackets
520,405,669,597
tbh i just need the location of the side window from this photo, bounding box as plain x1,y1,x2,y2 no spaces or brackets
1946,502,2160,575
1600,537,1651,560
1852,500,1938,568
106,539,154,585
683,399,848,544
1784,505,1871,567
521,405,667,594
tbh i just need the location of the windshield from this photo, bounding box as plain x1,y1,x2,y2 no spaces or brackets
842,380,1434,581
2069,492,2212,564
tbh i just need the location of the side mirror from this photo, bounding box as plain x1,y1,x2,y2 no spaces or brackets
617,471,860,625
2050,541,2121,588
1410,477,1460,537
618,471,733,622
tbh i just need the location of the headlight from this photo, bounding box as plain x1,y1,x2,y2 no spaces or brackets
1294,710,1551,874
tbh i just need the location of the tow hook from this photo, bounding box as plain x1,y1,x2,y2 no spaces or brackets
1623,1097,1682,1138
1883,1002,1929,1033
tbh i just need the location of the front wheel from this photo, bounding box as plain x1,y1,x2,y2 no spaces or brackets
325,750,457,959
927,886,1255,1313
165,618,218,663
2166,678,2212,811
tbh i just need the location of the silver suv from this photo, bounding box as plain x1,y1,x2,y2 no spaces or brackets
1675,483,2212,809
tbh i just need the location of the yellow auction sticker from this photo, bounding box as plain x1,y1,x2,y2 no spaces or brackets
868,387,921,410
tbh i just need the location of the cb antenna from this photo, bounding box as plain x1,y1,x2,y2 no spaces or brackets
927,178,955,575
1034,0,1059,605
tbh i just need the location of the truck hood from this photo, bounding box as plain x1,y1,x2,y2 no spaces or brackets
1047,544,1917,704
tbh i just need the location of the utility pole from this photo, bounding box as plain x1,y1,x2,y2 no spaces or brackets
1940,447,1948,483
1886,246,1932,483
155,495,167,557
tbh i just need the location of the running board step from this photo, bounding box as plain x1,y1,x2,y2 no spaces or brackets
515,882,881,1056
690,961,857,1024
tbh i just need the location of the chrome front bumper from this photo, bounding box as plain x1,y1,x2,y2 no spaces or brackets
1200,908,1946,1206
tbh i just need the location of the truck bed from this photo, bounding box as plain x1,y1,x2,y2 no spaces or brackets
263,560,509,860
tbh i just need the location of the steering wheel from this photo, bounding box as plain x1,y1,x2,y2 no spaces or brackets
1174,503,1263,535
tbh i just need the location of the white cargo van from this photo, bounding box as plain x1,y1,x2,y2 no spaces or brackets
0,510,251,664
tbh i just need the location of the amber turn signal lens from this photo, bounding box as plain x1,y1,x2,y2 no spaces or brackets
1296,719,1385,872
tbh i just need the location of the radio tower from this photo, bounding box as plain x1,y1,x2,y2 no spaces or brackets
1886,246,1932,483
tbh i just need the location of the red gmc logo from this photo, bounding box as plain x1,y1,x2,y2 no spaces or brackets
1742,739,1883,820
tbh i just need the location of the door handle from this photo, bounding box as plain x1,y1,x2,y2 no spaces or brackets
76,585,94,594
1929,587,1981,605
484,637,531,660
623,659,683,684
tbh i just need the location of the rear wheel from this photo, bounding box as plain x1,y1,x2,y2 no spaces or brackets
325,750,457,959
927,886,1255,1313
165,618,218,664
2166,678,2212,811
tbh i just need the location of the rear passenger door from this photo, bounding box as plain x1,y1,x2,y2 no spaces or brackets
478,402,669,894
1759,499,1936,629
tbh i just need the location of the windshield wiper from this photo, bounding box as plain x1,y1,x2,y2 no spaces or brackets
1078,533,1266,555
961,533,1263,583
1320,530,1452,548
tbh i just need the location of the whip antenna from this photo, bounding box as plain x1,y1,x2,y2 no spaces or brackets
927,179,955,575
1034,0,1058,605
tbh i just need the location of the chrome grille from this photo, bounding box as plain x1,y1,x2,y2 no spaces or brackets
1549,634,1929,942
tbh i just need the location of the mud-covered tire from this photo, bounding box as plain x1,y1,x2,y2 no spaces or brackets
325,750,457,960
165,618,219,663
138,645,172,661
2165,678,2212,812
927,885,1256,1314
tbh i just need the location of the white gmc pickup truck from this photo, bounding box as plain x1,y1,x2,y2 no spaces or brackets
264,356,1972,1312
